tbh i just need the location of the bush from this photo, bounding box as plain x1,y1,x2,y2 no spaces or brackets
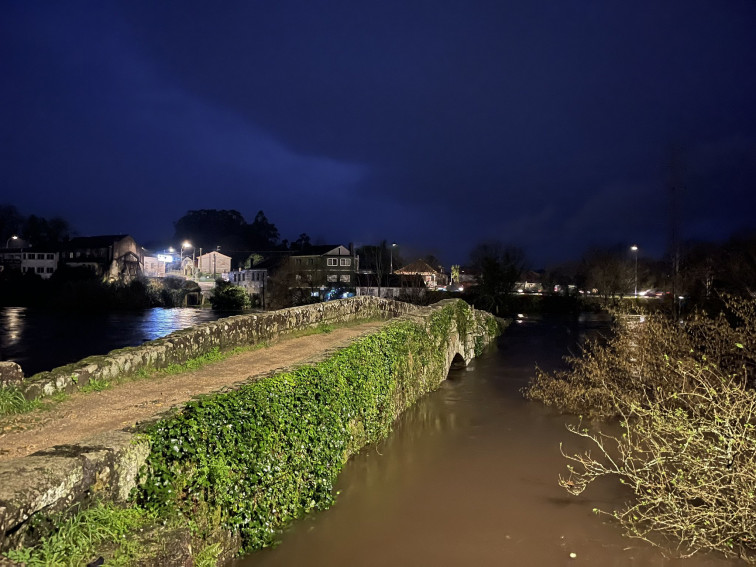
524,296,756,561
209,280,251,311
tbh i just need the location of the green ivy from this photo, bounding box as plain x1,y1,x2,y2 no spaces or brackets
136,300,497,553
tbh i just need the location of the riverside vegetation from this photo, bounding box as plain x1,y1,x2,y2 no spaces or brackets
525,296,756,561
2,300,499,564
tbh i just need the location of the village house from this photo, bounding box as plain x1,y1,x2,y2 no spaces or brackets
0,246,59,279
394,259,448,290
355,273,426,300
288,245,357,290
61,235,142,281
198,250,232,278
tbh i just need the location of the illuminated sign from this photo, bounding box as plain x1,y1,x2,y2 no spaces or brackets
157,254,173,262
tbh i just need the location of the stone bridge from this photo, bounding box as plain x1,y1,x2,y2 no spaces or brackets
0,297,504,561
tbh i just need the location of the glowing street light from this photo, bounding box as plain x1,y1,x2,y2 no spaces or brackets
390,242,398,274
630,245,639,298
5,235,18,248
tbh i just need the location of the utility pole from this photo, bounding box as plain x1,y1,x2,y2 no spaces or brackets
666,144,685,317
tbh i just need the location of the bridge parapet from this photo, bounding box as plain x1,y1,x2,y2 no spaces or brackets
9,297,419,402
0,299,505,560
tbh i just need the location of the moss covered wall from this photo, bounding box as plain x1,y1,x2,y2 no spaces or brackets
136,299,502,556
0,299,503,561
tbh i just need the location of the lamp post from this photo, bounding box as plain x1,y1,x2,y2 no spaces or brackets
631,245,638,298
5,235,18,248
390,242,397,274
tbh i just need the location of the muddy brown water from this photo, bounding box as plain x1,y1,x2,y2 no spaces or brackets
231,316,737,567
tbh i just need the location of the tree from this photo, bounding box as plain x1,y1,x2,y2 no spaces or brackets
292,233,311,251
0,205,69,247
210,279,251,311
21,214,70,247
356,241,400,298
266,261,319,309
246,210,280,249
451,265,460,285
0,204,23,243
469,241,525,314
174,209,247,252
580,245,633,303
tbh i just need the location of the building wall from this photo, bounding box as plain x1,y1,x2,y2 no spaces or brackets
21,252,58,279
142,256,165,278
0,250,58,279
199,252,231,276
226,269,267,294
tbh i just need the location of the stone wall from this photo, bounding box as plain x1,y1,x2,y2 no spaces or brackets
0,299,504,558
13,297,418,401
0,362,23,388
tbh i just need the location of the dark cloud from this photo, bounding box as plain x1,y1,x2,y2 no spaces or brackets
2,0,755,267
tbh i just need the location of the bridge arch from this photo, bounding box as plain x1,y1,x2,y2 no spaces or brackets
449,352,467,371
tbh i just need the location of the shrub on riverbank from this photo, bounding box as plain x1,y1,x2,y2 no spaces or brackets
209,279,251,311
524,297,756,561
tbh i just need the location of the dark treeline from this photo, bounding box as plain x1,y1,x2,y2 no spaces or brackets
0,204,71,248
173,209,311,253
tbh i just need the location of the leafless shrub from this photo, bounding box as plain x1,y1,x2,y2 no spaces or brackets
525,296,756,561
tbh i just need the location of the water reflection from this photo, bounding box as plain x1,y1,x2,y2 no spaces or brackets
233,316,734,567
1,307,25,347
0,307,223,376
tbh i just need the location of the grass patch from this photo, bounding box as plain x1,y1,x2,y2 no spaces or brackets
49,391,70,403
79,378,111,393
161,347,228,375
2,502,155,566
0,387,42,418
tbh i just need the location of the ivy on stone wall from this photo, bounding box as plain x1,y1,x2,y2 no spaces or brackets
137,300,497,552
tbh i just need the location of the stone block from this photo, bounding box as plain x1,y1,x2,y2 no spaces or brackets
0,362,23,388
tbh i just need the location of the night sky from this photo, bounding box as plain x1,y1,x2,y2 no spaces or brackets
2,1,755,267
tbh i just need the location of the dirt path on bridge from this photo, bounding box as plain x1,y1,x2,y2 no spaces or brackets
0,320,388,462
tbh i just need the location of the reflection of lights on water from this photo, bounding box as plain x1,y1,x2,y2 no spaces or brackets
142,308,220,341
1,307,26,346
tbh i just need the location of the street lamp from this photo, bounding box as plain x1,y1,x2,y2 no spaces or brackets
630,245,638,298
5,235,18,248
390,242,397,274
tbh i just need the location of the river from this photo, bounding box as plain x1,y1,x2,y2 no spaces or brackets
232,315,735,567
0,306,224,376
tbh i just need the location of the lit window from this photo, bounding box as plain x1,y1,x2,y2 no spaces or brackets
340,258,351,266
340,275,350,282
327,274,337,282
